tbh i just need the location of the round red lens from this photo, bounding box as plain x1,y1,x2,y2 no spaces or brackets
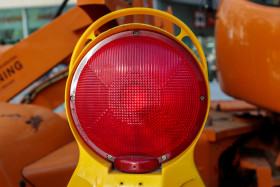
70,30,208,163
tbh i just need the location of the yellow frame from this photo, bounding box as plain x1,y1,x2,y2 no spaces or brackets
66,8,210,187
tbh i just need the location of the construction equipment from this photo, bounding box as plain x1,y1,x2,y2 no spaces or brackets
0,2,121,186
194,0,280,186
2,0,279,186
0,1,192,187
0,1,158,186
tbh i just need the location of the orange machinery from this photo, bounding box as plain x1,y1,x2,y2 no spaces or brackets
2,0,279,186
0,1,174,187
194,0,280,186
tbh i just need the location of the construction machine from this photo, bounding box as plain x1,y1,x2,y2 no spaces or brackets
1,0,279,186
2,0,209,186
194,0,280,186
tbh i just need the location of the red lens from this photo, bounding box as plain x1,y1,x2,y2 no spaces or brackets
70,30,208,164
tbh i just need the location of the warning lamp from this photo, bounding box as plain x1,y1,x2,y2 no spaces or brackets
65,8,209,187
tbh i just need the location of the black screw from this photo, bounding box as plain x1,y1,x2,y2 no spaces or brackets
19,180,26,187
200,96,205,101
133,30,139,36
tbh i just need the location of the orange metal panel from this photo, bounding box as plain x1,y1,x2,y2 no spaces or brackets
77,0,105,6
20,68,68,109
240,157,272,187
0,45,12,55
195,109,260,186
58,110,68,120
273,177,280,186
204,110,260,142
0,7,92,101
216,0,280,113
131,0,155,25
195,132,238,187
23,141,79,187
147,0,153,8
104,0,132,25
210,100,257,112
0,4,117,102
154,6,174,35
132,0,145,23
0,102,73,187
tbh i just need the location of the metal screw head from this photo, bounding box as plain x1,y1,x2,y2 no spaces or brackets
107,154,113,160
24,93,32,100
70,96,75,101
200,96,205,101
133,30,139,36
161,155,167,161
19,180,26,187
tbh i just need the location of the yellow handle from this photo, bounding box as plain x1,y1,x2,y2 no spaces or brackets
70,8,208,75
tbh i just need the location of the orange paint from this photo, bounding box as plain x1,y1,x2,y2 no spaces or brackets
216,0,280,113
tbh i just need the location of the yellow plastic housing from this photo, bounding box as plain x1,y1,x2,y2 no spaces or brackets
65,8,210,187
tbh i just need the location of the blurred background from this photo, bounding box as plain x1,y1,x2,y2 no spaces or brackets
0,0,231,101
